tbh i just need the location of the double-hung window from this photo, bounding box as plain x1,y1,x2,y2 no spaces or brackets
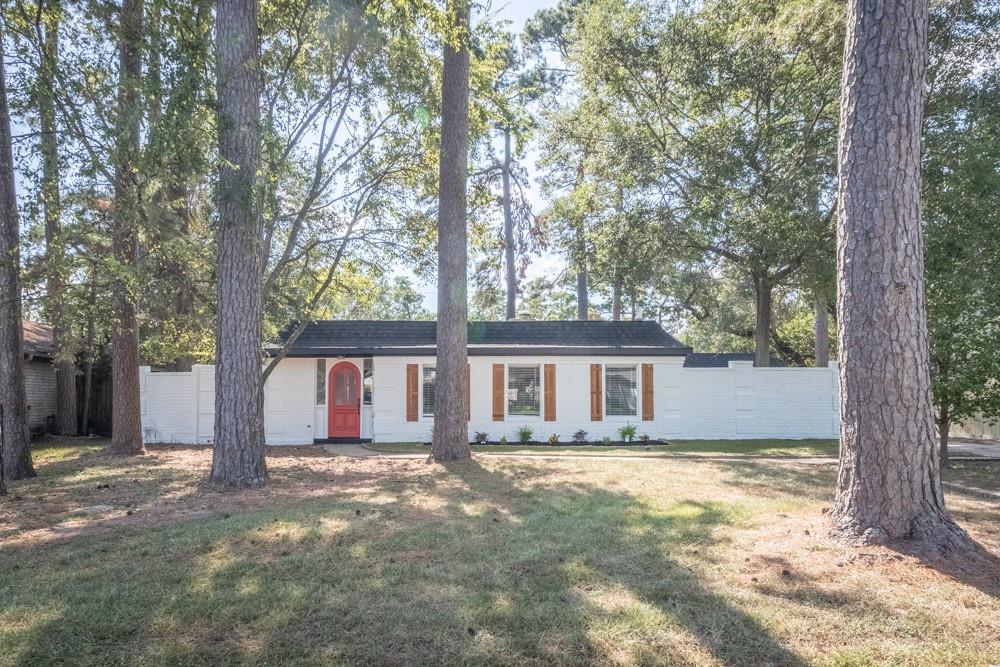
605,365,637,416
507,365,541,416
422,366,436,417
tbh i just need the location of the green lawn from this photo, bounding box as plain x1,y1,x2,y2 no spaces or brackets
367,438,841,458
1,443,997,666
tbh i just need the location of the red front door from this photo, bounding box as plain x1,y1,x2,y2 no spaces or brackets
328,362,361,438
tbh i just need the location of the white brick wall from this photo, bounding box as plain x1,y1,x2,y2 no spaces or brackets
140,357,839,444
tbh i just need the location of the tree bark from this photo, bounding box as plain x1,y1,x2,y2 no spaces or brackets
502,126,516,320
814,290,829,367
937,409,949,469
753,271,771,367
611,276,621,321
432,0,471,462
576,269,588,320
108,0,145,455
0,39,36,481
832,0,970,551
210,0,267,487
39,5,78,435
80,275,96,435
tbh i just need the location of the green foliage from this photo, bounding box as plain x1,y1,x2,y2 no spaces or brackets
548,433,560,445
572,429,588,443
923,0,1000,437
517,426,533,443
618,423,637,443
473,431,489,444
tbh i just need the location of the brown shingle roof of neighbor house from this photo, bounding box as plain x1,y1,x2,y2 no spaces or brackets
22,321,55,359
276,320,693,357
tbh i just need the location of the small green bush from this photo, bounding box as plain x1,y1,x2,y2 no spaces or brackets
572,429,588,443
498,436,508,445
517,426,533,444
618,423,638,443
548,433,560,445
473,432,489,444
602,436,612,446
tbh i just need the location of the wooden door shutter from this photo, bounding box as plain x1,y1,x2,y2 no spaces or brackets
406,364,419,421
642,363,654,421
544,364,556,421
492,364,505,421
590,364,603,421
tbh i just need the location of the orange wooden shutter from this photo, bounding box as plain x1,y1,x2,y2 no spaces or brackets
642,363,654,421
466,363,471,421
590,364,603,421
492,364,505,421
406,364,418,421
544,364,556,421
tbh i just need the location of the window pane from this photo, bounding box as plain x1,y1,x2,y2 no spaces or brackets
508,365,540,416
363,358,373,405
335,368,357,406
606,366,637,416
316,359,326,405
422,366,436,416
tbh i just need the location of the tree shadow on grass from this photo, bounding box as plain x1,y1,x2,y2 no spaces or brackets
1,458,839,665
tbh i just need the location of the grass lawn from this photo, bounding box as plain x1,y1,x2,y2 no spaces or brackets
367,438,841,458
1,443,998,666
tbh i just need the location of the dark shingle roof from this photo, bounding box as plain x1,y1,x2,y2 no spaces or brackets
683,352,786,368
278,320,692,357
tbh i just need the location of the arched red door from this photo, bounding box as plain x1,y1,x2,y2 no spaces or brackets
328,361,361,438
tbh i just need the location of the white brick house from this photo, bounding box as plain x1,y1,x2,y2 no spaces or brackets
139,320,839,445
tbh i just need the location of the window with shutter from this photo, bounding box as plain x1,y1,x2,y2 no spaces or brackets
508,365,541,416
605,365,637,416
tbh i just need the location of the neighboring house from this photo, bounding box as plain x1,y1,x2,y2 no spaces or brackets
21,321,58,434
140,320,840,445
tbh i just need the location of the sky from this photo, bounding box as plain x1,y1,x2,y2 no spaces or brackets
410,0,565,313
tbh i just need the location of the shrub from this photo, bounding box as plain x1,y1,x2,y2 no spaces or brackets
548,433,560,445
639,433,650,443
618,423,638,443
572,429,588,443
602,435,612,446
473,431,489,445
499,436,508,445
517,426,533,444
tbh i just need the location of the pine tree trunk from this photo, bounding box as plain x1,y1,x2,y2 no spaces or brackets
210,0,267,487
431,0,471,462
576,270,588,320
611,278,621,321
0,41,36,481
814,291,829,367
937,409,950,469
39,6,78,436
753,272,772,367
108,0,145,455
832,0,970,551
502,126,516,320
80,277,96,435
